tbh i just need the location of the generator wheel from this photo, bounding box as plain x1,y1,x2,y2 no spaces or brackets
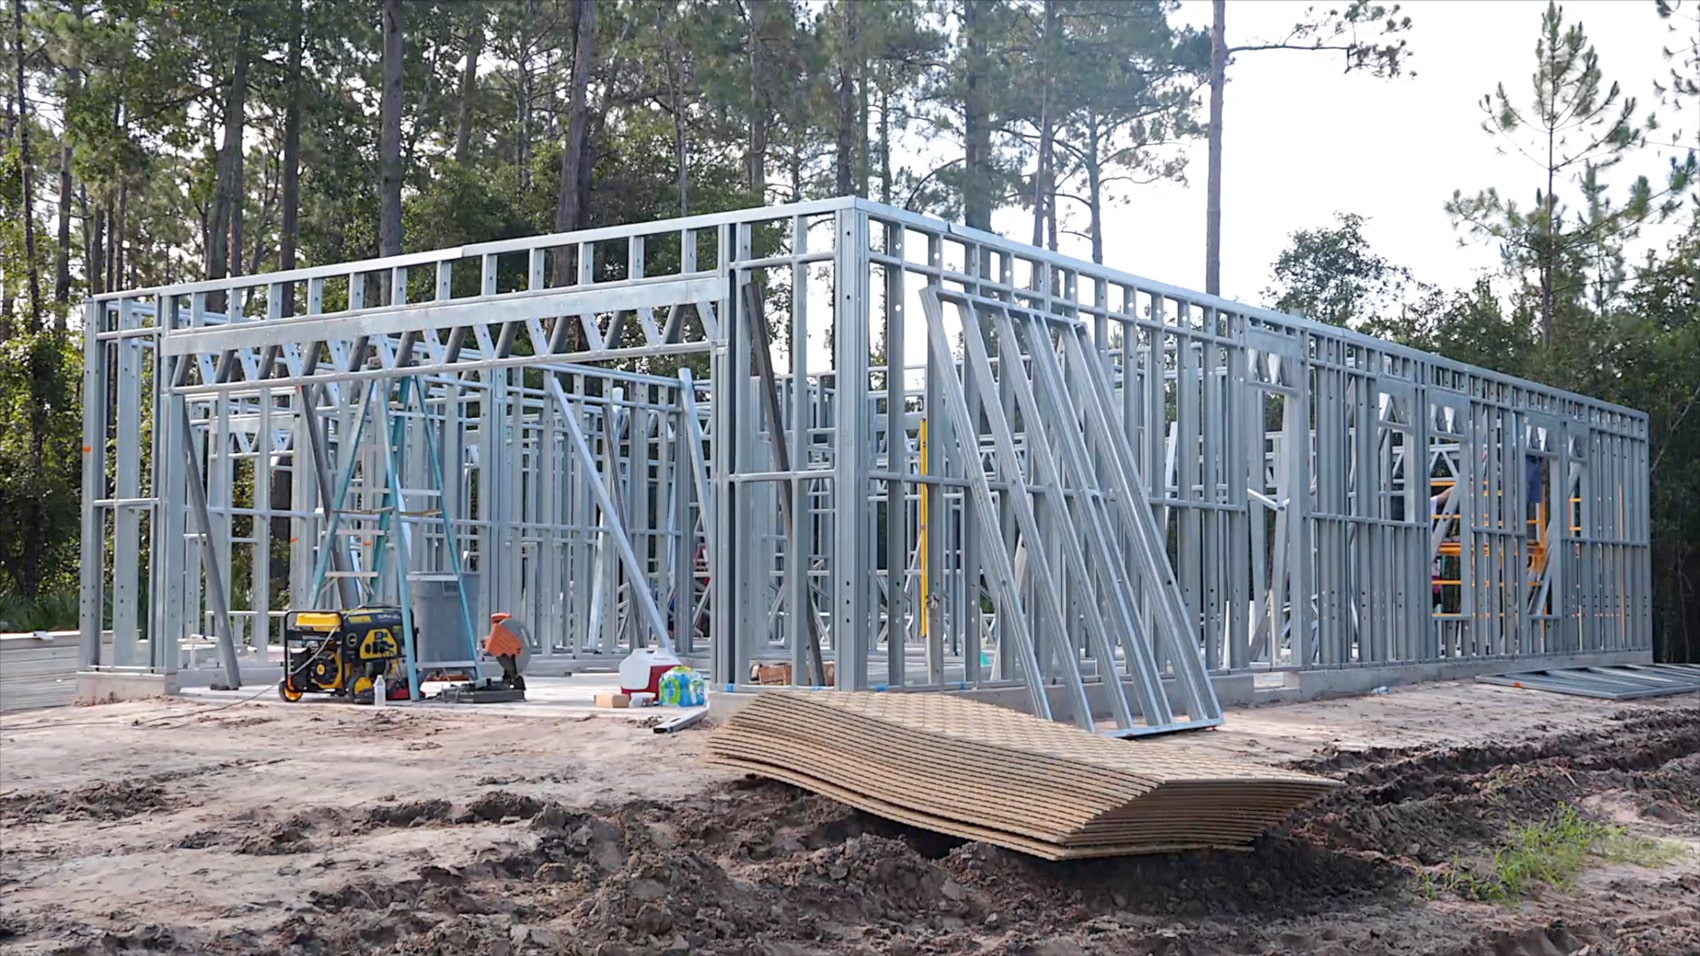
277,678,304,702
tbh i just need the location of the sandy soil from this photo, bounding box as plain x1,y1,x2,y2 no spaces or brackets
0,682,1696,956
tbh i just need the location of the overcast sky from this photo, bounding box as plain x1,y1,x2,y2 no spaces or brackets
985,0,1694,307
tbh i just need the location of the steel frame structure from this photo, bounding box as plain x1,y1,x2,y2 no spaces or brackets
80,198,1651,731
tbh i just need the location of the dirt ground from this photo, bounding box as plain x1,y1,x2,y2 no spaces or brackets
1,682,1696,956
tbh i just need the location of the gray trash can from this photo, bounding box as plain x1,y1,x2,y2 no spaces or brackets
410,575,481,666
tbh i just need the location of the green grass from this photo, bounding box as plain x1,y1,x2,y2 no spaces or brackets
1419,804,1687,904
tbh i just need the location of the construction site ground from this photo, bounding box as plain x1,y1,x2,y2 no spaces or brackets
1,682,1696,956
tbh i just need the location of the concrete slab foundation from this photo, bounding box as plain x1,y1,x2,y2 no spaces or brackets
945,673,1257,722
1291,650,1655,701
75,671,181,704
705,650,1660,729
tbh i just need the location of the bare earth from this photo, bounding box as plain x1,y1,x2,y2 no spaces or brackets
1,682,1696,956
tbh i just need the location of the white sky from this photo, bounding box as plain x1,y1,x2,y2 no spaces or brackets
988,0,1695,306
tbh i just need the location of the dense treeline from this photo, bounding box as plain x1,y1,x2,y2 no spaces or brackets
0,0,1694,661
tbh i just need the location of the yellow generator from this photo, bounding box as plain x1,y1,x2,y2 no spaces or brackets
278,607,410,703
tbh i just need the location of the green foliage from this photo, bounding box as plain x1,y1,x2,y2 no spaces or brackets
1420,804,1685,903
0,328,82,597
1267,212,1416,328
0,591,80,632
1445,1,1697,341
1654,0,1700,147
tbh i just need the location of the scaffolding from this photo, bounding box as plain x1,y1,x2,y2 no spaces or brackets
79,198,1653,733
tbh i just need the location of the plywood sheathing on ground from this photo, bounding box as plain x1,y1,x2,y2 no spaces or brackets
706,690,1340,860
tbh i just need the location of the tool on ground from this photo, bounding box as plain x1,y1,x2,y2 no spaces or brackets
277,607,412,703
433,612,531,704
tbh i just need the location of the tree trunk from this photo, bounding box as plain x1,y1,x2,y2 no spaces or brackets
856,40,869,197
13,0,46,597
1,96,11,333
1087,118,1104,265
54,142,72,312
379,0,404,259
516,0,535,195
114,177,127,290
1205,0,1225,295
878,85,892,205
745,0,772,201
1046,186,1057,252
833,1,858,198
455,8,484,164
13,0,41,332
280,0,302,313
207,22,248,309
105,196,116,293
962,0,990,231
1541,108,1556,347
1031,0,1056,248
666,25,689,216
88,194,105,297
553,0,597,283
229,120,245,281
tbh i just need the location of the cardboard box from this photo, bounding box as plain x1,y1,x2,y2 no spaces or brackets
749,661,836,686
595,692,631,709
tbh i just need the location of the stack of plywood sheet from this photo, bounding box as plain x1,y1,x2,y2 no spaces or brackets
707,691,1340,860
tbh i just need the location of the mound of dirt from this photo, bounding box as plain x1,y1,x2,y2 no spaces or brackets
235,818,313,856
1285,706,1700,865
0,781,168,824
457,789,545,823
365,798,453,828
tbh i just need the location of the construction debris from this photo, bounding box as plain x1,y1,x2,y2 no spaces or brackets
707,691,1339,860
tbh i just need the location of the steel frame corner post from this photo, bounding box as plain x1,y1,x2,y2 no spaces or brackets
79,300,107,670
833,207,872,691
711,295,741,686
787,215,817,685
152,300,190,676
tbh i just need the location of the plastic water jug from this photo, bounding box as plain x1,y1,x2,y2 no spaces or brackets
619,646,682,697
373,674,387,708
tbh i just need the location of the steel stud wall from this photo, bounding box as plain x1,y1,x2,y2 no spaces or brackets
79,197,1652,723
